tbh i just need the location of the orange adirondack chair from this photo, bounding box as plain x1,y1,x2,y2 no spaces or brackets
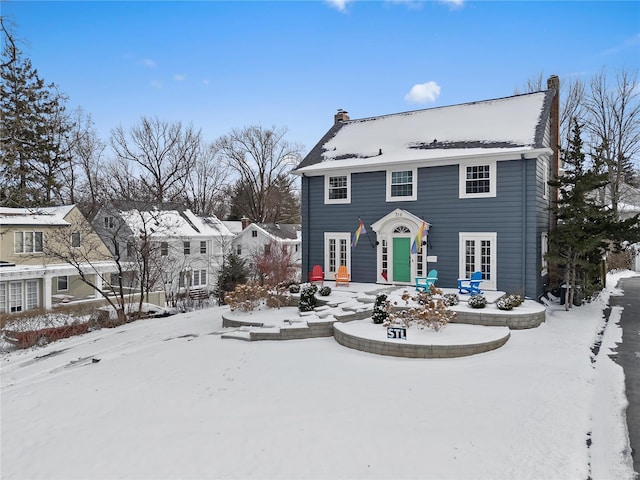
309,265,324,286
335,265,350,286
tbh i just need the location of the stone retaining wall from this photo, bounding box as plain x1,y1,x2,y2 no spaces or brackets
450,309,545,329
334,326,510,359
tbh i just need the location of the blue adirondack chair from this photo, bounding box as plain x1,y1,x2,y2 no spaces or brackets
458,271,483,295
415,269,438,292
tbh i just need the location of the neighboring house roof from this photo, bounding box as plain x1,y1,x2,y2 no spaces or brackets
293,90,554,174
255,223,301,241
115,206,231,239
222,221,243,235
0,205,75,226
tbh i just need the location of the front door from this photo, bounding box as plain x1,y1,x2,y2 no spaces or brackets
392,237,411,282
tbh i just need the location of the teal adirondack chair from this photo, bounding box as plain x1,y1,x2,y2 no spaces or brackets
415,269,438,292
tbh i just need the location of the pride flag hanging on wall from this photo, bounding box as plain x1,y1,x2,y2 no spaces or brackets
352,218,366,248
410,220,427,254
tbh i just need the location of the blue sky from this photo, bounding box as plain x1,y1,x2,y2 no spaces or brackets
3,0,639,154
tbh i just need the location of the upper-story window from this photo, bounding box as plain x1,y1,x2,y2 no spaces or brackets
14,232,44,254
104,216,115,229
386,168,417,202
183,241,191,255
200,241,207,254
459,160,496,199
325,174,351,204
236,244,242,255
160,242,168,256
71,232,81,248
251,230,257,238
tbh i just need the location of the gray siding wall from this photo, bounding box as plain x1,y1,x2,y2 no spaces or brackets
301,157,548,298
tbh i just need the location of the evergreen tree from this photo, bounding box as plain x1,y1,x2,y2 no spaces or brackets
547,119,614,308
0,42,71,206
215,253,249,304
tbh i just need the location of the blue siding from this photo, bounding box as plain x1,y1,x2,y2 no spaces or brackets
302,158,548,298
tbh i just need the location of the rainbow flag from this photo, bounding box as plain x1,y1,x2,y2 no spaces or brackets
352,218,366,248
410,221,427,254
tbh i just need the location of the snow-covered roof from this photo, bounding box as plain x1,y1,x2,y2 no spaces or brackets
255,223,301,241
294,91,553,175
0,205,75,226
119,209,230,238
222,221,243,235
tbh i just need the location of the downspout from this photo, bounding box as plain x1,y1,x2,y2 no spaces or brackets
521,154,527,296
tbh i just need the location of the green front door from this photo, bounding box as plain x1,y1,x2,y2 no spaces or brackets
392,237,411,282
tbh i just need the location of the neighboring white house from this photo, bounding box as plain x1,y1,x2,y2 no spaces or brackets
92,203,234,303
231,222,302,280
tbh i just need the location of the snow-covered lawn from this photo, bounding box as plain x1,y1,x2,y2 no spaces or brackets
1,272,637,479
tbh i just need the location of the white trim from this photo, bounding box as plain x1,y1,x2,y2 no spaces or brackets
459,159,497,199
57,275,69,292
459,232,497,290
293,147,553,176
386,167,417,202
324,173,351,204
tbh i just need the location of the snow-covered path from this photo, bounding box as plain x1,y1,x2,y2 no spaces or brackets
1,273,636,480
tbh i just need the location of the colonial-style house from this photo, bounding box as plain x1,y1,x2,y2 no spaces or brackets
231,219,302,280
0,205,116,314
292,76,561,299
92,202,234,302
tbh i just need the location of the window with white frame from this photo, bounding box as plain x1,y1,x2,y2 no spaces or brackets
183,241,191,255
71,231,81,248
459,232,497,290
324,232,350,276
251,230,257,238
325,174,351,204
26,280,38,310
0,283,6,312
200,241,207,254
192,269,207,287
10,282,22,312
14,231,44,253
236,244,242,255
160,242,168,256
57,276,69,291
104,216,115,229
386,169,417,201
459,161,496,198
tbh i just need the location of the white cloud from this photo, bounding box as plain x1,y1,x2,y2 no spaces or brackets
140,58,157,68
150,80,162,90
439,0,464,8
174,74,186,82
404,81,441,104
325,0,353,12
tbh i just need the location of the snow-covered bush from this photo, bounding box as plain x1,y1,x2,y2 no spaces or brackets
443,293,459,306
467,294,487,309
319,286,332,296
507,294,524,307
496,297,514,311
299,285,318,312
385,287,455,332
224,282,270,312
289,284,300,294
372,293,389,324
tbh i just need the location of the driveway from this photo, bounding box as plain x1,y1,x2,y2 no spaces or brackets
612,275,640,477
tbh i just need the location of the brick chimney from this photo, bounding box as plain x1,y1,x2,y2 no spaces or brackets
334,109,350,125
241,216,250,230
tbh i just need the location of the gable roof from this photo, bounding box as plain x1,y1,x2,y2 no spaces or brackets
293,90,555,175
255,223,301,241
0,205,75,227
117,207,231,239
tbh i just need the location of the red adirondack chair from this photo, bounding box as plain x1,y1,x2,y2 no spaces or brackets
309,265,324,286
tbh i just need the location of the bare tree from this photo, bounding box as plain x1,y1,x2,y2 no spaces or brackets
110,117,201,203
180,142,229,216
584,69,640,218
216,125,303,222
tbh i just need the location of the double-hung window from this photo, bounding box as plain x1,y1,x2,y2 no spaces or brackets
325,174,351,204
200,241,207,254
386,168,417,202
183,241,191,255
459,160,496,198
14,232,44,253
160,242,168,256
